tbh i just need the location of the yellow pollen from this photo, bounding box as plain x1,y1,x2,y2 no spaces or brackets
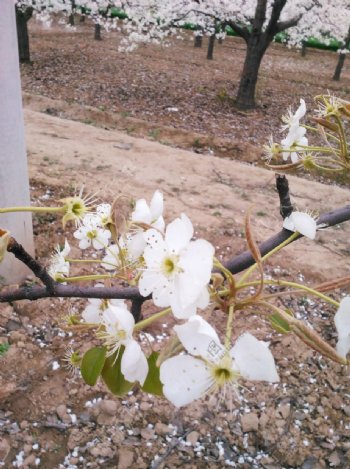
161,255,179,276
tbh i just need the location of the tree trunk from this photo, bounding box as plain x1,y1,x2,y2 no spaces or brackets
333,25,350,81
68,14,75,26
15,6,32,63
333,53,346,81
194,35,202,48
207,34,215,60
235,39,266,109
301,41,306,57
94,23,102,40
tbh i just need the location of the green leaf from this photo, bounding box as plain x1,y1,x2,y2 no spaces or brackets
81,346,106,386
101,347,134,396
142,352,163,396
269,312,292,334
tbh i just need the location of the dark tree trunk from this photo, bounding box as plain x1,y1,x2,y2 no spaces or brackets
218,37,223,45
333,53,346,81
94,23,102,40
80,15,86,23
68,0,76,26
301,41,306,57
194,35,202,48
15,6,33,63
333,25,350,81
207,34,215,60
235,39,266,109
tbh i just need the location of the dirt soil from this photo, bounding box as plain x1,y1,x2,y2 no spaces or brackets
0,18,350,469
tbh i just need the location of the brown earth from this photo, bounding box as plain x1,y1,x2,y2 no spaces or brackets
0,17,350,469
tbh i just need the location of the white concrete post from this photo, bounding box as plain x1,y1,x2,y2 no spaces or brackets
0,0,35,284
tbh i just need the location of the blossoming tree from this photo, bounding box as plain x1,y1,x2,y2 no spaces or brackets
1,93,350,407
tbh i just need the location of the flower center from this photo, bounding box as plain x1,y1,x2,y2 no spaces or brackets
87,229,97,240
210,355,239,387
161,255,180,277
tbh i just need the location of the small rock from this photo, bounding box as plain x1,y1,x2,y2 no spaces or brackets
117,448,134,469
8,330,26,343
23,453,36,466
99,399,118,416
343,405,350,417
241,413,259,432
259,413,269,429
0,438,10,461
56,404,71,424
141,428,155,440
155,422,171,435
186,431,200,445
328,450,341,467
278,403,291,419
139,402,152,411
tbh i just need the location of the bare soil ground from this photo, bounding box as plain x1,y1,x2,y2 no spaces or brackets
0,18,350,469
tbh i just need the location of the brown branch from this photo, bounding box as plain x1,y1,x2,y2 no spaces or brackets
7,237,56,293
275,174,293,219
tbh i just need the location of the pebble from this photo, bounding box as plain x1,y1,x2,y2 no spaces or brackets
186,431,200,445
0,438,10,461
241,413,259,432
117,448,134,469
155,422,171,435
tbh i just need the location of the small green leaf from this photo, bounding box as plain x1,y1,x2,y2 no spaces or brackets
142,352,163,396
101,347,134,396
81,347,106,386
269,312,292,334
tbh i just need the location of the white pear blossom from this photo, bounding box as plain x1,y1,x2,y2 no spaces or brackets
101,243,123,271
82,293,129,324
127,190,165,260
100,304,148,385
48,239,71,280
139,214,214,319
73,214,111,250
334,297,350,359
281,99,306,131
281,125,308,163
283,211,317,239
160,316,279,407
96,203,112,227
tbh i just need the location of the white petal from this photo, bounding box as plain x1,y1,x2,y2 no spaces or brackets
334,297,350,358
165,214,193,254
79,238,91,250
127,231,146,259
121,340,149,385
82,303,102,323
152,215,165,233
179,239,214,285
334,297,350,338
174,315,221,358
295,98,306,120
132,198,151,224
103,305,135,336
231,333,279,382
283,212,316,240
139,271,165,297
150,190,164,221
62,239,71,256
160,355,212,407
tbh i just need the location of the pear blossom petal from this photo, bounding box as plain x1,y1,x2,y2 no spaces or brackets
82,303,102,323
334,296,350,358
132,198,151,224
165,214,193,254
283,212,316,239
122,340,149,385
102,244,121,270
160,355,211,407
149,190,164,221
231,333,279,382
103,305,135,338
174,315,221,357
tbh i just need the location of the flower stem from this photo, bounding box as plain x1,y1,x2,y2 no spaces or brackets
60,274,114,283
224,304,234,349
134,307,172,331
237,232,298,287
0,206,63,214
238,279,339,307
